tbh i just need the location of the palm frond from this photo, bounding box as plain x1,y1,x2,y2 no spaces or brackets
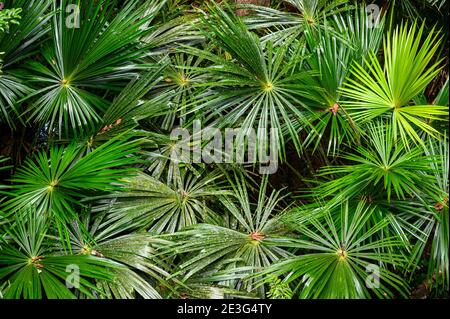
253,200,410,299
0,210,118,299
23,0,159,137
312,121,443,205
341,22,447,145
162,174,293,296
1,133,139,243
91,168,228,234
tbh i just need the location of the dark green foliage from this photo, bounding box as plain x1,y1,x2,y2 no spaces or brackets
0,0,447,299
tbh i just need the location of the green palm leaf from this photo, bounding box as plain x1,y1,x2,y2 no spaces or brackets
92,168,228,234
23,0,160,137
0,0,52,128
244,0,352,44
1,133,139,242
341,22,448,145
253,200,409,299
68,214,174,299
162,174,293,296
404,135,449,291
302,6,385,154
314,121,443,204
0,210,118,299
180,3,321,158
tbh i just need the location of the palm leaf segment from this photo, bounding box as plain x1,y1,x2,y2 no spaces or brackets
0,211,118,299
341,22,448,145
1,134,139,241
164,175,293,295
24,0,159,136
255,200,409,299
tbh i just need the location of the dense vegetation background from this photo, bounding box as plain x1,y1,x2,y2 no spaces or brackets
0,0,448,299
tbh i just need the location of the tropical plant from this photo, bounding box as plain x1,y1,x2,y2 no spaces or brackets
312,121,444,205
181,3,319,158
0,210,118,299
67,213,174,299
253,200,410,298
0,133,140,243
0,6,21,32
244,0,352,44
341,22,447,145
300,6,385,154
0,0,51,128
162,174,294,296
0,0,447,301
91,168,228,234
23,0,164,137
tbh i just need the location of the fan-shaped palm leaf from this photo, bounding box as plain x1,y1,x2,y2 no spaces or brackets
92,168,228,234
313,122,443,205
67,214,174,299
1,133,139,243
163,174,293,296
182,3,320,157
253,200,409,298
0,0,52,128
244,0,351,44
341,22,448,145
301,6,385,154
23,0,160,137
0,210,118,299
